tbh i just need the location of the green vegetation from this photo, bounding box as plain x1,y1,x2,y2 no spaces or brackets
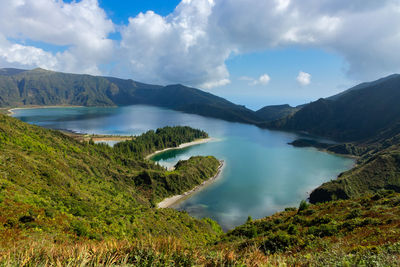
4,190,398,266
310,144,400,203
0,115,222,246
114,126,208,158
269,74,400,142
217,191,400,265
255,104,299,122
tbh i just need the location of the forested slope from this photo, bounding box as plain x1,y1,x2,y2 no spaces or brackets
269,74,400,142
0,115,222,244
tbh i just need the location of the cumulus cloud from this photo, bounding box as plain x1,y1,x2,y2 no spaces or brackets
296,71,311,86
117,0,400,86
241,74,271,86
0,0,114,75
257,74,271,85
210,0,400,80
0,0,400,88
117,0,232,88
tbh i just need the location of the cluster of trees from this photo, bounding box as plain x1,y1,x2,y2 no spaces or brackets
114,126,208,158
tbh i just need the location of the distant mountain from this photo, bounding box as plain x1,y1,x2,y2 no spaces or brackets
255,104,299,122
113,83,261,123
269,74,400,142
0,68,261,124
327,74,400,101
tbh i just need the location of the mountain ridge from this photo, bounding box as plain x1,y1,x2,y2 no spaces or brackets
0,68,262,124
268,73,400,142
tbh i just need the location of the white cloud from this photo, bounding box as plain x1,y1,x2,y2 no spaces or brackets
202,78,231,89
0,35,58,69
297,71,311,86
210,0,400,80
258,74,271,85
117,0,232,88
240,74,271,86
275,0,291,12
0,0,114,75
0,0,400,88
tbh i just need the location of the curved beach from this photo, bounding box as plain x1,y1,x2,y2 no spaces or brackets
7,105,85,116
157,160,225,208
145,137,213,160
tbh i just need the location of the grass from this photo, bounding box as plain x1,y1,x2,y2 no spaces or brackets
1,192,400,265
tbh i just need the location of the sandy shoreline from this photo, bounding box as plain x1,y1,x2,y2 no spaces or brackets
92,137,132,142
60,130,133,143
157,160,225,208
6,105,85,116
145,138,213,160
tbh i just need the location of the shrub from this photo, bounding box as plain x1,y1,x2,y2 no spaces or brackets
19,215,35,223
261,231,298,254
285,207,297,212
287,224,299,235
346,208,362,219
308,224,338,237
371,190,395,200
44,208,55,218
298,200,309,213
309,216,332,226
71,221,89,237
4,218,17,228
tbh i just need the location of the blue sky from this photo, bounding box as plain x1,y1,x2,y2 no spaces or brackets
0,0,399,110
98,0,182,24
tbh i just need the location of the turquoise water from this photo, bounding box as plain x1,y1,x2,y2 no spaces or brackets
12,105,354,230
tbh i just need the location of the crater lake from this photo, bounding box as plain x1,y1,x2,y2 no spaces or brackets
12,105,355,230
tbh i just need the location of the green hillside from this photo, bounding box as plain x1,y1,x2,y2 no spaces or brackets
255,104,299,122
0,115,222,244
268,74,400,142
0,68,261,124
218,191,400,266
309,140,400,203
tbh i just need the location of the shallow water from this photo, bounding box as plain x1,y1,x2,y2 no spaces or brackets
13,105,354,230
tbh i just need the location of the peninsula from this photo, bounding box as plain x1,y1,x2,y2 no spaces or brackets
157,160,225,208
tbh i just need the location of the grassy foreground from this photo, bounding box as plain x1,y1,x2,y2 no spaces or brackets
1,191,400,266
